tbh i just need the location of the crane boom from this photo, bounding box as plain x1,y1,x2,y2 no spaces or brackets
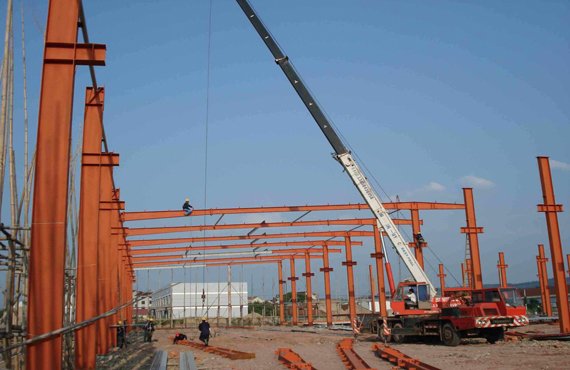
236,0,436,297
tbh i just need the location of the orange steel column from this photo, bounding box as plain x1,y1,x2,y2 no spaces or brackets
537,245,553,317
372,225,387,317
343,237,358,333
567,254,570,280
537,157,569,332
278,261,285,325
320,244,333,326
466,259,473,288
303,253,315,326
461,188,484,289
410,209,424,268
109,191,124,347
76,87,111,369
96,166,115,354
497,252,508,288
461,263,466,287
438,264,446,297
26,1,105,367
288,257,299,325
369,265,376,315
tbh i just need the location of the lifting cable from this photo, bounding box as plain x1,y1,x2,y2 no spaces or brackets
201,0,214,317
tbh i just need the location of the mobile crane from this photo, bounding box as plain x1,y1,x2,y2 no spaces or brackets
236,0,528,346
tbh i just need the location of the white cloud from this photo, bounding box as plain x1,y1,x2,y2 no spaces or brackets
551,159,570,172
407,182,446,196
459,175,495,189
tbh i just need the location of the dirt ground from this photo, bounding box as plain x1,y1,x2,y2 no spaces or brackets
97,323,570,369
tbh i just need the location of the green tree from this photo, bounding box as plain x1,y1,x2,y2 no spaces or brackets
283,292,306,303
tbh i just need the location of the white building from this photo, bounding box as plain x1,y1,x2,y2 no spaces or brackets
151,282,248,319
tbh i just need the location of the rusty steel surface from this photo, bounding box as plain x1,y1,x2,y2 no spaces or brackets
123,201,466,221
129,240,361,256
174,339,255,360
127,230,375,247
276,348,317,369
372,225,388,317
497,252,509,288
336,338,376,370
125,218,418,236
461,188,484,289
75,87,110,369
373,344,441,370
537,157,570,333
26,0,102,367
537,245,553,317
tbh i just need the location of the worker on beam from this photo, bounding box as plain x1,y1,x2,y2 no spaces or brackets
183,199,194,216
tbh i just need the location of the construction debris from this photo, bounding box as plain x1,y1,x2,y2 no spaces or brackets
275,348,317,370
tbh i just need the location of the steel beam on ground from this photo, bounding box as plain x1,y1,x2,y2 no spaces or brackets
537,156,569,333
497,252,508,288
129,240,361,256
27,0,106,367
122,201,465,221
127,230,374,247
461,188,484,289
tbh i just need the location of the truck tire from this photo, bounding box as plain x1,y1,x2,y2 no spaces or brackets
484,328,505,344
441,323,461,347
391,323,407,344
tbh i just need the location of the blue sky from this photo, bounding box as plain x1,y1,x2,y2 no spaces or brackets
2,0,569,299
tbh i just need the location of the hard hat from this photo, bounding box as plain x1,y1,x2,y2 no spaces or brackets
176,332,180,336
150,318,154,321
201,317,206,321
147,317,151,321
185,199,189,202
118,320,122,324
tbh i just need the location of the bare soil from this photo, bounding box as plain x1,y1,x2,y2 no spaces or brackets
97,323,570,369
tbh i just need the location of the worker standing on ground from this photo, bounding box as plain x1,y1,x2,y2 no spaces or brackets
117,320,126,349
198,317,210,346
173,332,188,344
183,199,194,216
144,317,155,342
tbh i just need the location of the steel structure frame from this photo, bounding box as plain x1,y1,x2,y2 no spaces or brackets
497,252,508,288
536,244,553,317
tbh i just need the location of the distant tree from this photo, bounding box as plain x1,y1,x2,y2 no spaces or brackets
248,301,276,316
283,292,306,303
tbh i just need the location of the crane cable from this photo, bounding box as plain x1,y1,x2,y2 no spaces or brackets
201,0,213,317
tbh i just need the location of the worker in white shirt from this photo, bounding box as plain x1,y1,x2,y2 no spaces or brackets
405,288,417,309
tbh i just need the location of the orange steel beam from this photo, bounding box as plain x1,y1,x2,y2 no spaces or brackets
497,252,508,288
128,230,374,247
76,87,115,369
303,253,315,326
369,265,376,315
465,259,473,288
410,209,426,269
438,264,446,297
372,225,387,317
130,240,361,256
126,218,418,236
289,257,299,325
131,248,341,262
537,157,569,332
461,188,484,289
27,0,106,367
567,254,570,280
278,261,285,325
461,263,465,287
133,254,326,269
320,244,333,326
343,237,358,333
123,202,465,221
537,244,553,317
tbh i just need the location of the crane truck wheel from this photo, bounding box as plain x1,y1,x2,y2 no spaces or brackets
483,328,505,344
391,323,407,344
441,323,461,347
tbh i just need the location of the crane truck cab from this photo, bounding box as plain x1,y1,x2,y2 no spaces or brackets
382,285,529,346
